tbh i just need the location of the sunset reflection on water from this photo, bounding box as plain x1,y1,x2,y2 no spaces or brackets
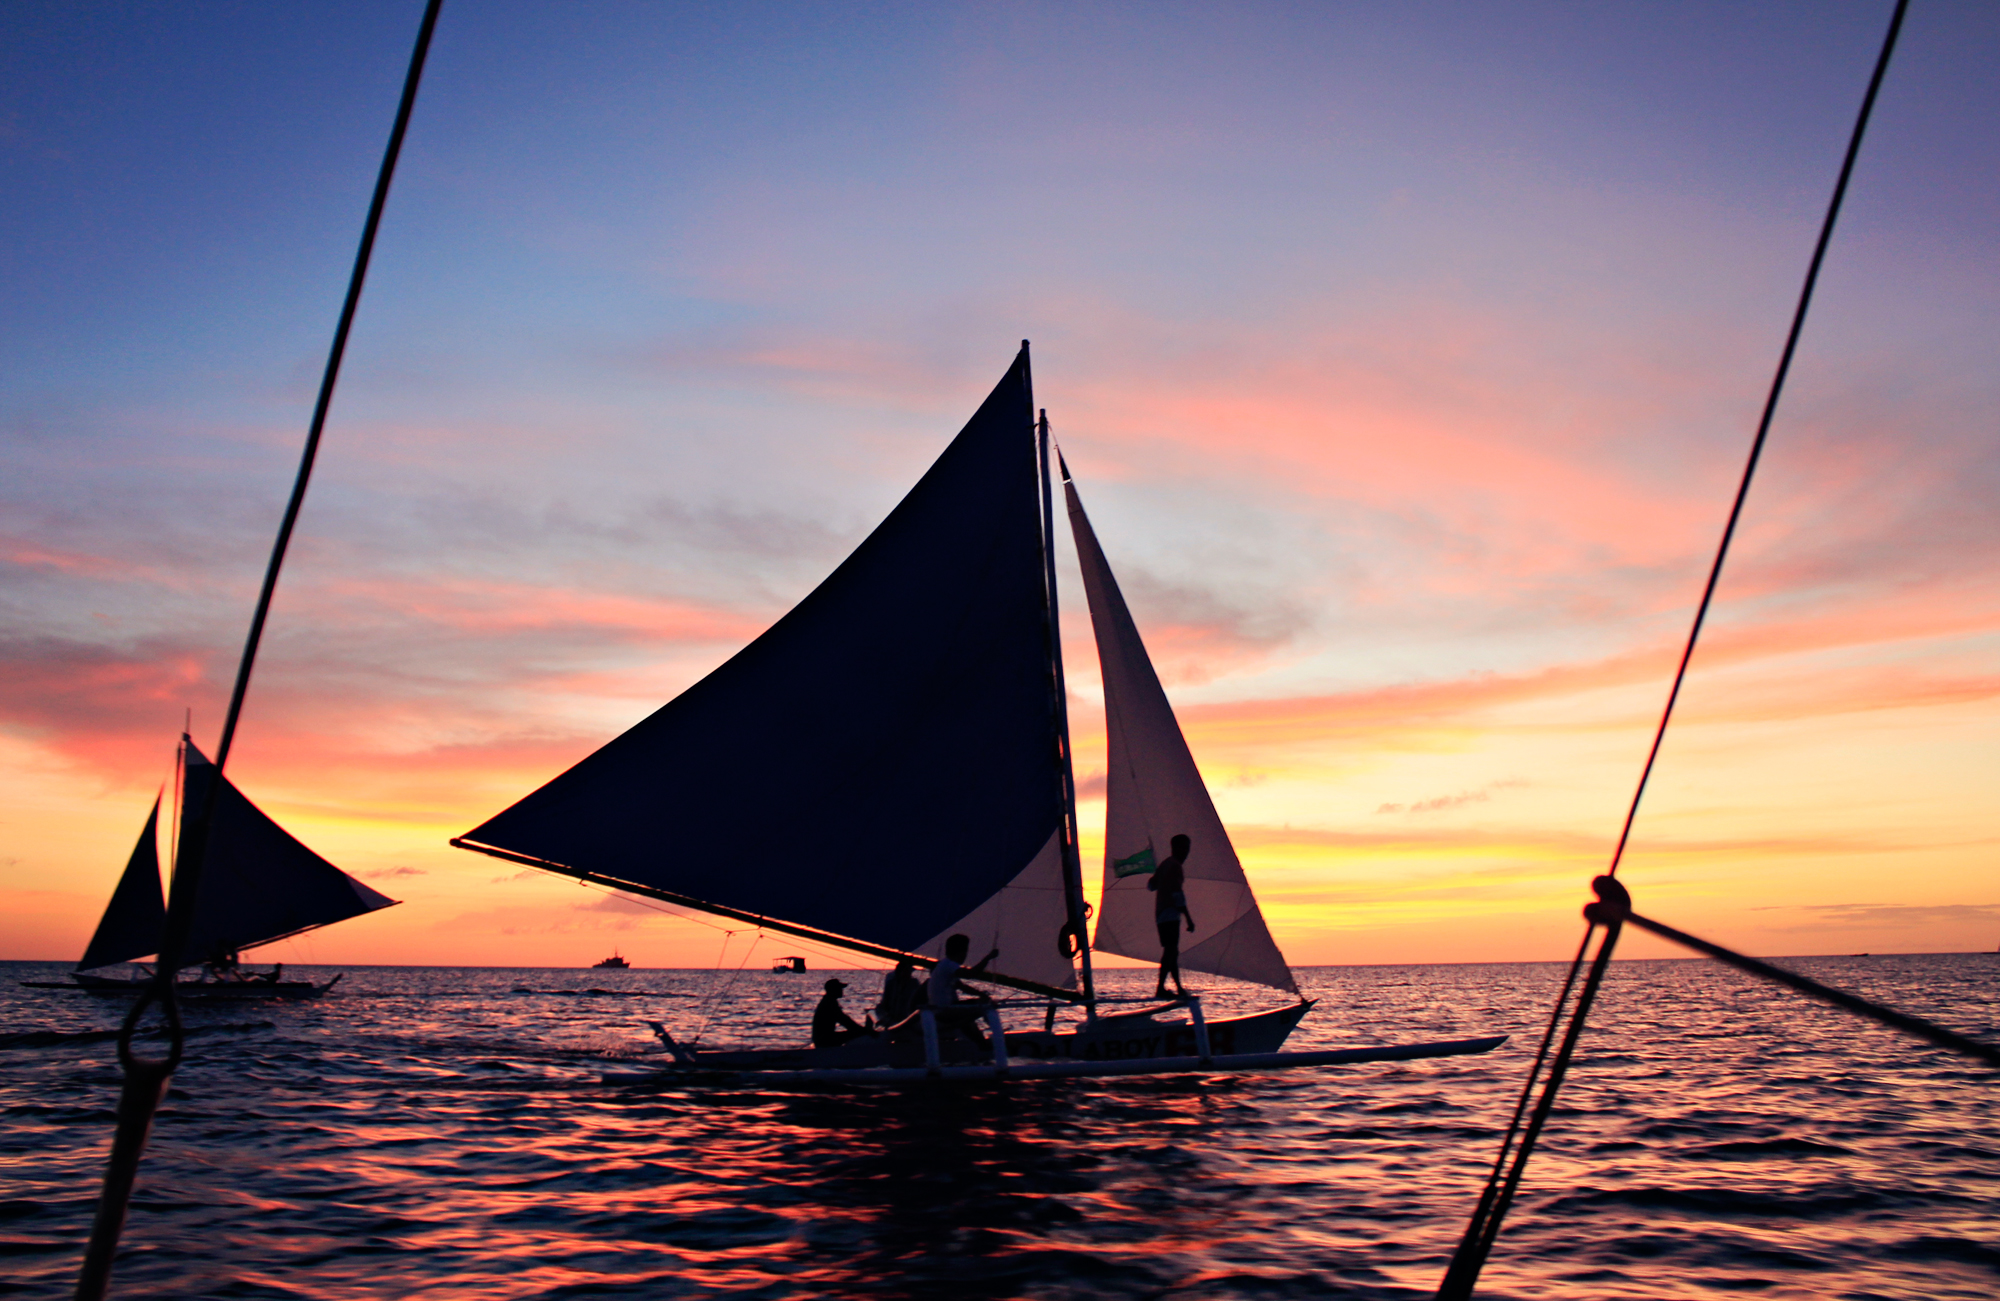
3,957,1994,1299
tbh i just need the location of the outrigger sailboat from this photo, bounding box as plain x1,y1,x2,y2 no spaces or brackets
24,735,398,1001
453,346,1503,1081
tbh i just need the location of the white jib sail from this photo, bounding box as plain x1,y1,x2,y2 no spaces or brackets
917,830,1078,991
1066,476,1299,996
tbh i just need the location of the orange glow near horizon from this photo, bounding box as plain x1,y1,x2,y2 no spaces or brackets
5,5,1997,974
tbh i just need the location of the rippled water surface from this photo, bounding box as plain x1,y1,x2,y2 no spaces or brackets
2,955,1995,1299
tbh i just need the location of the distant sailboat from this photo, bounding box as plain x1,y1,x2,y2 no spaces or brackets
456,347,1502,1080
25,736,398,1000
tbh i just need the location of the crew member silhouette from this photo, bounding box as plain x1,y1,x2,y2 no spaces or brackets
876,959,924,1028
811,978,874,1049
927,932,998,1047
1149,833,1197,998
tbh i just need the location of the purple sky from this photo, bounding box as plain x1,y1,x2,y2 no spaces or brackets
4,1,1996,968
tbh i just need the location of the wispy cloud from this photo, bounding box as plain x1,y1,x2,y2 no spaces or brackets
1376,779,1528,815
5,3,1996,969
1749,902,2000,931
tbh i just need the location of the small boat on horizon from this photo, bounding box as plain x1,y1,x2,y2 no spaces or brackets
591,953,631,969
23,735,398,1001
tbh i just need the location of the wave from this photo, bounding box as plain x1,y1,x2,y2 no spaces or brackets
508,986,696,998
0,1021,272,1051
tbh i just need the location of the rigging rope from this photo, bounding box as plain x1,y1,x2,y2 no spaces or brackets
1436,4,1910,1296
1435,924,1597,1294
1623,909,2000,1070
692,930,766,1045
1604,0,1909,883
74,5,444,1297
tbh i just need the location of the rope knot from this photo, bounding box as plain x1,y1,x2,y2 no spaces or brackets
1583,875,1631,925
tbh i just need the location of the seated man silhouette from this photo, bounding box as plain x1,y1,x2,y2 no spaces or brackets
203,945,243,983
811,978,875,1049
876,959,925,1029
926,933,998,1049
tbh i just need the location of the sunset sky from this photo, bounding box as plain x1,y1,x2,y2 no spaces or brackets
4,0,1995,972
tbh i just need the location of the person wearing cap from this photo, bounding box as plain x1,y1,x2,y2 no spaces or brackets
811,977,874,1049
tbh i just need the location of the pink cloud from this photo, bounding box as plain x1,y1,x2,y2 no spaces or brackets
0,537,148,582
308,574,768,644
1172,598,2000,760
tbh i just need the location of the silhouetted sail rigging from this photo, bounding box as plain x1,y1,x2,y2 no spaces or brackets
456,349,1080,991
1065,473,1299,996
172,740,397,966
76,797,168,972
917,833,1075,991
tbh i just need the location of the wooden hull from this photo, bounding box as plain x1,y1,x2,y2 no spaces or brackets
1006,998,1312,1062
637,998,1316,1075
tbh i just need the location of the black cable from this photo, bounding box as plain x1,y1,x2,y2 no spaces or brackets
1625,911,2000,1069
1435,922,1597,1297
214,0,445,775
1435,4,1909,1295
74,5,443,1296
1605,0,1908,881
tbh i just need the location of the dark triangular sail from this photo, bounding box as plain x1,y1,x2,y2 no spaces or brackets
174,741,397,967
76,796,168,971
457,350,1064,956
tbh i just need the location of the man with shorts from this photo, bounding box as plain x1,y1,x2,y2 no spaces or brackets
1149,833,1197,998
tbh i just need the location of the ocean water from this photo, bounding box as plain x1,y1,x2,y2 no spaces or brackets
1,954,1994,1300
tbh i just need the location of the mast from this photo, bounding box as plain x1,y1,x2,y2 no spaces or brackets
1037,396,1095,1009
171,731,184,881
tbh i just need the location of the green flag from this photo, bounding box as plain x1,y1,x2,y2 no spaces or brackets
1112,845,1157,878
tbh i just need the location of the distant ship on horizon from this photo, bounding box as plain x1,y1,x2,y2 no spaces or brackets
591,953,630,969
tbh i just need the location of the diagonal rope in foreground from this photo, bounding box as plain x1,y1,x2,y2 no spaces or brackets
73,4,445,1297
1436,2,1911,1296
1622,910,2000,1070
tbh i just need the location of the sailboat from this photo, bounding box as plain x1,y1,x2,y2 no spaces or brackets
453,346,1504,1080
24,735,399,1001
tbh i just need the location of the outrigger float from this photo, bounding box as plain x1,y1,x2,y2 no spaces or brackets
454,347,1506,1084
33,970,345,1001
611,1000,1504,1087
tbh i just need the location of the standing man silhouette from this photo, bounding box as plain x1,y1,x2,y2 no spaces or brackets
1150,833,1197,998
